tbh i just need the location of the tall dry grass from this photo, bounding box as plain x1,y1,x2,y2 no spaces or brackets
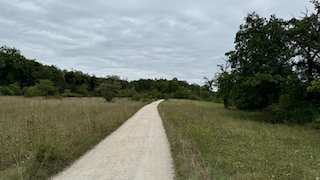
159,99,320,180
0,96,147,179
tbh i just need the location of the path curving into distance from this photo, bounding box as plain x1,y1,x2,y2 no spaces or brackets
50,100,174,180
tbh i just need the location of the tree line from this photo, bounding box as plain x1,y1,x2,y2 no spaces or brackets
0,45,214,101
216,0,320,124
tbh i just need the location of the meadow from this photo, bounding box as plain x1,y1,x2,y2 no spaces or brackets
158,99,320,180
0,96,148,180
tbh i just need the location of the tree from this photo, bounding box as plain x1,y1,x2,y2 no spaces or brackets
215,62,234,109
288,0,320,83
96,81,121,102
0,46,26,85
223,13,296,109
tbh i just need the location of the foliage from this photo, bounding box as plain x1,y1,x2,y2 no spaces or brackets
216,1,320,124
288,1,320,83
216,71,234,108
75,83,89,96
223,13,296,109
8,82,23,95
307,77,320,92
24,79,57,98
0,45,211,101
0,86,14,95
132,94,142,101
61,89,83,97
96,81,121,102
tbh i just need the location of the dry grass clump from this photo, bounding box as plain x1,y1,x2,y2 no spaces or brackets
159,99,320,180
0,96,147,179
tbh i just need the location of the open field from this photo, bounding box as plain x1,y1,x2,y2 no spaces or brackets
159,99,320,180
0,96,148,180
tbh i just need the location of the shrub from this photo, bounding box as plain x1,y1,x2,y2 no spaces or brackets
96,82,121,102
1,86,14,95
75,84,89,97
200,91,212,101
308,117,320,129
164,93,169,100
8,83,23,95
132,94,142,101
61,89,83,97
23,79,57,98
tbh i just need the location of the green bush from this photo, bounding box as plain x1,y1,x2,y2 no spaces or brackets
75,84,89,97
164,93,169,100
8,83,23,95
263,103,286,123
96,82,121,102
0,86,14,95
132,94,142,101
200,91,212,101
263,98,320,125
23,79,57,98
61,89,83,97
308,117,320,129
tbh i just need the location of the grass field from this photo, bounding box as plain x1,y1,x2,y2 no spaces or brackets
0,96,148,180
159,99,320,180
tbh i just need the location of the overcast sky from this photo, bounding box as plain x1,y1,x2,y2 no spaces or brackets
0,0,315,84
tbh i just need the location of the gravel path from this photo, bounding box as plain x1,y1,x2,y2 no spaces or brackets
50,100,174,180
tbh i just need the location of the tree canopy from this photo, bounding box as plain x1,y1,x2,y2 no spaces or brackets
216,1,320,123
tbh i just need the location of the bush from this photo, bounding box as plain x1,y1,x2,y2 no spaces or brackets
164,93,169,100
96,82,121,102
7,83,23,95
132,94,142,101
263,99,320,125
200,91,212,101
1,86,14,95
61,89,83,97
308,117,320,129
286,103,318,124
24,79,57,98
263,103,286,123
75,84,89,97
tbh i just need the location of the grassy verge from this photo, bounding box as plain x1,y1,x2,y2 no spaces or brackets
0,96,148,180
159,99,320,180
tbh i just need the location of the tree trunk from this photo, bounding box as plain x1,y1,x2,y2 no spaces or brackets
224,98,229,109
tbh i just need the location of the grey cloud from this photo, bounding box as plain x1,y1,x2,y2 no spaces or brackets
0,0,315,84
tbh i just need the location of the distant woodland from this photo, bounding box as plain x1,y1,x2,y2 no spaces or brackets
0,45,214,101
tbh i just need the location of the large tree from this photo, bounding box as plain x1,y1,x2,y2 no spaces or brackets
222,13,296,109
289,0,320,83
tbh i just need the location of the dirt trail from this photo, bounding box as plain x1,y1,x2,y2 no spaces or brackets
50,100,174,180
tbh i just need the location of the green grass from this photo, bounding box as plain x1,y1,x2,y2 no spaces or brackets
0,96,148,180
159,99,320,180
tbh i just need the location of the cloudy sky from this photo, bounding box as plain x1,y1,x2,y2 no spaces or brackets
0,0,315,84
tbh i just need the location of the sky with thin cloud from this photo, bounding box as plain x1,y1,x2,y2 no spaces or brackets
0,0,314,84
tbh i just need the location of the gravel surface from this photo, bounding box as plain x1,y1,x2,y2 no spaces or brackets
50,100,174,180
